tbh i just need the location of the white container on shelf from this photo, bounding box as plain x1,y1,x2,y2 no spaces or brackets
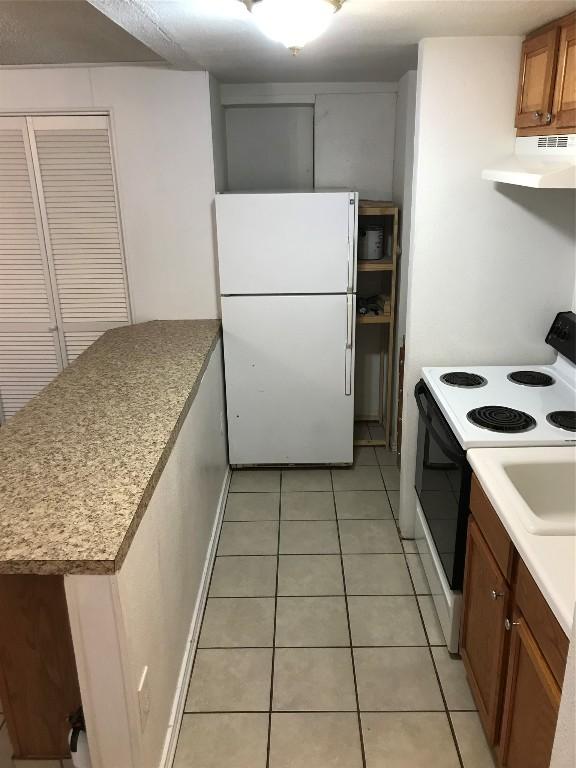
358,225,384,260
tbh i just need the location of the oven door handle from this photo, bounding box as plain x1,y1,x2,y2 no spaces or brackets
414,381,466,466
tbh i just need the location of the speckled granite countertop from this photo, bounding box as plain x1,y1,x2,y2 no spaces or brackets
0,320,221,576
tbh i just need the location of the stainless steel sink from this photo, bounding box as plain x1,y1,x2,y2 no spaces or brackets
503,461,576,535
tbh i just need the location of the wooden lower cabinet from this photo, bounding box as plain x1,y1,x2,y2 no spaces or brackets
499,612,561,768
0,575,81,759
461,518,510,743
461,474,568,768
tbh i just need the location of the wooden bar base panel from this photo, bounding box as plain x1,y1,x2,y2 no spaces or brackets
0,575,81,759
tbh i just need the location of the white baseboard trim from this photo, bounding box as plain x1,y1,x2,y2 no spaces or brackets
158,466,232,768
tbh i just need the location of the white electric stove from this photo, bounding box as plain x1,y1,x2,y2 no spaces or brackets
422,355,576,449
413,311,576,651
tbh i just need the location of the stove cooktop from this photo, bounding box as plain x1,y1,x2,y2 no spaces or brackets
422,357,576,449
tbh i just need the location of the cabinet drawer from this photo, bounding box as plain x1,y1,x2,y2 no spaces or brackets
470,474,515,581
514,559,569,687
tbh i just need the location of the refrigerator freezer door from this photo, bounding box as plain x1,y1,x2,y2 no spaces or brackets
222,294,355,465
216,191,357,295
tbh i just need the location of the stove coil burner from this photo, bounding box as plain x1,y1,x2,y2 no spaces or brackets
467,406,537,433
440,372,487,388
507,370,555,387
547,411,576,432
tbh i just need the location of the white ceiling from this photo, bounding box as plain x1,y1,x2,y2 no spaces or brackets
2,0,575,82
89,0,575,82
0,0,162,65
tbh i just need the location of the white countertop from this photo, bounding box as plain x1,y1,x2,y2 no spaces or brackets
468,446,576,636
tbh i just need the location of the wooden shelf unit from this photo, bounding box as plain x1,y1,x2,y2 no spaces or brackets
355,201,400,449
357,293,391,325
357,313,391,325
358,260,394,272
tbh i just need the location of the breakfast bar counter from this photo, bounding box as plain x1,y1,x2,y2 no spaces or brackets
0,319,227,764
0,319,221,575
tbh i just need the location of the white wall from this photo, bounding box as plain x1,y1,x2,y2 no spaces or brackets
0,66,220,321
391,70,417,449
399,37,576,537
66,342,229,768
226,105,314,191
315,92,397,199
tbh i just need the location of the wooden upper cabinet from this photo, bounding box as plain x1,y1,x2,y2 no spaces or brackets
516,12,576,134
460,518,510,744
553,15,576,128
516,28,559,129
498,611,561,768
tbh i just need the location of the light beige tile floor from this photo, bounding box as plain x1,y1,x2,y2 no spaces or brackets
224,492,280,521
275,596,349,647
277,555,344,596
173,466,491,768
334,490,393,519
209,555,277,597
343,554,413,595
348,596,427,646
332,465,385,491
362,712,461,767
353,446,378,466
339,519,402,554
175,713,268,768
281,468,332,492
270,712,363,768
280,491,335,520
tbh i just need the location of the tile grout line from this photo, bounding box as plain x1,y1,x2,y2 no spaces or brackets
378,461,466,768
330,468,368,768
265,471,282,768
207,593,427,599
197,643,443,650
217,551,405,557
179,708,476,714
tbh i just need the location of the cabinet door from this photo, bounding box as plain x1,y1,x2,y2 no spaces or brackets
460,518,510,744
515,28,560,129
552,16,576,128
499,611,561,768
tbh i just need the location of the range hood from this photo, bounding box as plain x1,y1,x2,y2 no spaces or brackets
482,134,576,188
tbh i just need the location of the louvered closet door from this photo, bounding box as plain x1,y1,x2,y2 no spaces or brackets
0,117,63,421
29,115,130,365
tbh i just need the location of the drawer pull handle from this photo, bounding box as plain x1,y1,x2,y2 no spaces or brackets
505,618,521,631
491,590,504,600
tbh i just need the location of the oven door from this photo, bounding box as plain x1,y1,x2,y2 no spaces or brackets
414,380,472,591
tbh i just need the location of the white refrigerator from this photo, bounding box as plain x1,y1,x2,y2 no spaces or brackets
216,191,358,466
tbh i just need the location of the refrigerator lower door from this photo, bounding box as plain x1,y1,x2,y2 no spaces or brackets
216,191,357,295
222,294,355,465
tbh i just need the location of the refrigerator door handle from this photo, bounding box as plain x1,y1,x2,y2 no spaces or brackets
345,293,354,396
347,193,357,291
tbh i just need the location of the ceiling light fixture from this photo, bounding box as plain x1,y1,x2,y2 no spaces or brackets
243,0,343,54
